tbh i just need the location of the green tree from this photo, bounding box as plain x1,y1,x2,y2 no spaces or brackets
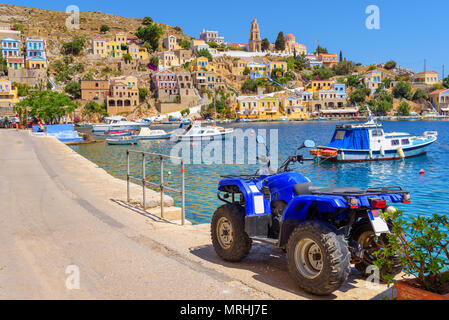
179,39,191,50
13,24,25,34
64,81,81,98
17,91,77,124
62,36,86,55
350,88,370,105
413,88,428,101
339,50,343,62
313,67,334,80
314,45,328,54
208,41,219,48
142,16,153,25
83,101,107,117
384,60,397,70
332,61,354,76
138,88,149,100
100,25,110,33
392,81,413,100
382,78,392,88
123,53,132,63
243,66,250,76
274,32,285,51
398,101,411,116
261,38,270,51
135,25,163,51
197,48,213,61
150,56,159,67
180,108,190,117
241,79,258,93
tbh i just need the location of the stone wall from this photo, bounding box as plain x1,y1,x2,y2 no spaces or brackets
8,69,47,87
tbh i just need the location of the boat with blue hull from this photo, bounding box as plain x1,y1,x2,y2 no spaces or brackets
310,119,438,162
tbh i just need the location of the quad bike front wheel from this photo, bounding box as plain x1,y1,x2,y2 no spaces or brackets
349,219,402,280
286,221,350,296
211,204,252,262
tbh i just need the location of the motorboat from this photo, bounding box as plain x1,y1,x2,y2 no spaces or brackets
92,116,144,133
136,127,172,140
105,130,135,137
310,117,438,162
174,123,234,141
279,116,289,121
106,135,139,145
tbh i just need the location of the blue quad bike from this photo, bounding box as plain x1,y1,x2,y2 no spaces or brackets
211,137,411,296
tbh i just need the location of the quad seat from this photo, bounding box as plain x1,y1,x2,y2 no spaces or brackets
294,182,363,196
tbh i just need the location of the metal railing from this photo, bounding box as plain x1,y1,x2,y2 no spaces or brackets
126,150,186,225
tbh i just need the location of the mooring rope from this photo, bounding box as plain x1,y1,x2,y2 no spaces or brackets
436,141,449,150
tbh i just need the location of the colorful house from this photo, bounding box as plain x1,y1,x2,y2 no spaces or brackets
1,37,20,58
281,96,309,119
429,89,449,115
284,33,306,55
308,80,333,92
305,54,323,69
163,35,179,51
91,36,107,57
191,56,214,72
259,96,281,118
268,61,287,77
0,80,19,104
127,43,140,60
237,96,260,117
6,56,24,70
25,38,46,60
363,70,383,90
333,83,347,99
247,62,267,79
412,71,439,85
26,56,47,69
318,53,338,68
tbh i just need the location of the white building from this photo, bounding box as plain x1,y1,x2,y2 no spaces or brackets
199,29,224,44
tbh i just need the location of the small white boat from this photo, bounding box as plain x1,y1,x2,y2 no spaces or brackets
174,123,233,141
106,136,139,145
136,127,172,140
280,116,289,121
93,116,144,133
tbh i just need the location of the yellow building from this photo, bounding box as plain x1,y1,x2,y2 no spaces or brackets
0,80,20,104
308,80,333,92
163,35,179,51
138,48,149,61
231,59,247,76
267,61,288,77
363,70,383,90
115,33,127,45
92,36,107,57
190,39,206,48
247,62,267,77
127,43,140,60
158,51,180,68
281,96,310,119
191,56,215,72
412,71,439,85
26,57,47,69
238,96,260,118
259,96,281,118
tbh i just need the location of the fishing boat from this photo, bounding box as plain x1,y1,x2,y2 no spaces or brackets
310,117,438,162
106,136,139,145
92,116,144,133
136,127,172,140
105,130,135,137
174,123,234,141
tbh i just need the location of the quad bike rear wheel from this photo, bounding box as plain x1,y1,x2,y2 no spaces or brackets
349,219,402,280
286,220,350,296
211,204,252,262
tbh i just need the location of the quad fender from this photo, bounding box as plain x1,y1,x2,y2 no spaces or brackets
218,178,271,216
278,195,349,247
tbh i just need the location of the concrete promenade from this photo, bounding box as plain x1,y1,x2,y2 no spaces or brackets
0,129,391,299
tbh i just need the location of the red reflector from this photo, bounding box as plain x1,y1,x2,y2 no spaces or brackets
371,199,387,209
402,200,411,204
350,205,359,209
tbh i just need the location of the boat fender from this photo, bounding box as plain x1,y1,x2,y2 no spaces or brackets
397,148,405,159
340,150,345,161
380,146,385,157
369,150,373,159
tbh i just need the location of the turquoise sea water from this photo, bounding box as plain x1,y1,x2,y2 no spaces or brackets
71,121,449,224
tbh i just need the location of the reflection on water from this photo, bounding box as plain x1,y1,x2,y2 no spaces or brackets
71,121,449,224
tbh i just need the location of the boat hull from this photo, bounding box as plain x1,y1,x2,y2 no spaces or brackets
106,138,139,145
137,133,172,140
176,132,232,141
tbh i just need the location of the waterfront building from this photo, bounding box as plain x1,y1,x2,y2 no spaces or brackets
6,56,24,70
80,80,110,101
333,83,347,99
163,35,179,51
259,96,280,118
429,89,449,115
1,37,20,58
281,95,309,119
237,96,260,117
412,71,439,86
248,18,262,52
0,80,19,103
199,29,224,44
106,76,139,115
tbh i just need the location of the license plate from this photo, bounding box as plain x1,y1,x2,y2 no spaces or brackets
368,210,390,235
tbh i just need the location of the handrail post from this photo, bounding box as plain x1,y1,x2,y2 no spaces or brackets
160,156,164,219
126,150,130,203
181,160,185,226
142,153,146,210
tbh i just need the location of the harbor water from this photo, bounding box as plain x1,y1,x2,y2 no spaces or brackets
71,121,449,224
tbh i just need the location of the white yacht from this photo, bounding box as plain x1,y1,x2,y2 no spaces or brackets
136,127,172,140
92,116,143,133
174,123,234,141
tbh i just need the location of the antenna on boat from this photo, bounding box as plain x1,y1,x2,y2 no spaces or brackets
365,105,377,125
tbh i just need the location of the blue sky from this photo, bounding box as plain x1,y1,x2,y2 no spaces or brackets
4,0,448,76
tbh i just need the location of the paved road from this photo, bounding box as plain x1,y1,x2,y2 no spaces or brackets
0,130,264,299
